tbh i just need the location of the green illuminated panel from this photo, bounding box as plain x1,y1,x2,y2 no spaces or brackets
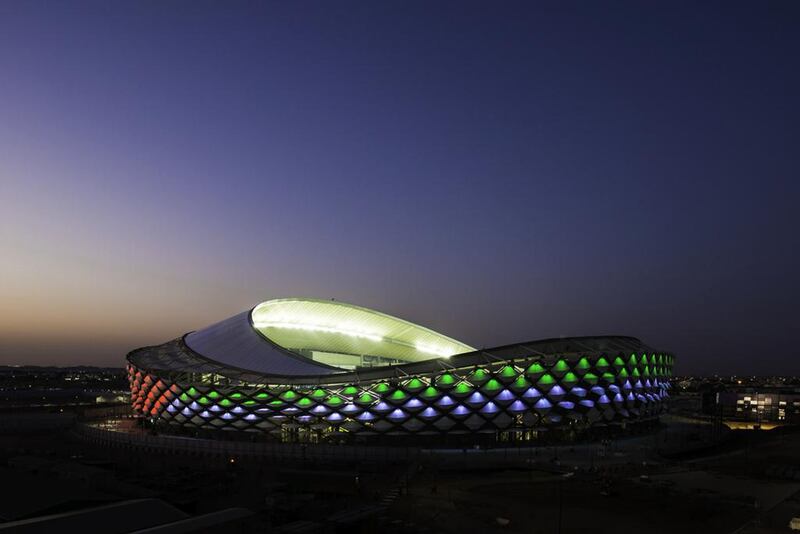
231,393,243,399
538,374,555,385
499,365,517,378
421,387,440,399
281,390,299,401
311,388,327,399
208,391,220,399
483,379,502,392
563,372,578,384
198,396,210,405
220,399,232,407
373,383,391,394
256,392,270,400
297,397,313,407
356,392,376,404
389,390,408,401
404,378,425,391
512,376,531,389
553,360,569,372
470,368,489,383
576,358,591,371
326,395,344,406
526,362,545,376
596,357,609,369
187,387,198,396
437,374,456,386
454,382,472,395
342,386,358,396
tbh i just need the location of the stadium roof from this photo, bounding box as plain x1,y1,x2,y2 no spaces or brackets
128,297,669,387
251,298,474,362
180,298,474,376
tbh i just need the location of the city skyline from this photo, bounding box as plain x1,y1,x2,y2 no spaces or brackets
1,2,799,375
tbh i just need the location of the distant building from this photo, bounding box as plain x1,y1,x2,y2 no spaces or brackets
715,388,800,429
127,298,674,442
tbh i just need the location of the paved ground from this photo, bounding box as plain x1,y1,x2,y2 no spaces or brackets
393,469,755,533
9,416,800,533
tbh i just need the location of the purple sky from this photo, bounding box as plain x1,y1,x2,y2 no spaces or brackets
1,2,798,374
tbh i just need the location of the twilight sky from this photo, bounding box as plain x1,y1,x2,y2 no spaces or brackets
1,2,798,374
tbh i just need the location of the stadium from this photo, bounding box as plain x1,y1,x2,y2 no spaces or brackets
127,298,674,443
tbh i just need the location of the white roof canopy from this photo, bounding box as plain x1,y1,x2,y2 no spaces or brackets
251,298,475,365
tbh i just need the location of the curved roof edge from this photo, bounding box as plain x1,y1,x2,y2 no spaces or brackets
128,333,671,387
184,310,341,376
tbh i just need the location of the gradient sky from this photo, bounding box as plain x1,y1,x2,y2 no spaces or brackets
1,2,798,374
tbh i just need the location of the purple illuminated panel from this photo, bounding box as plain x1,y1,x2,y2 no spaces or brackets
420,407,439,419
467,392,487,404
522,387,541,399
373,402,392,413
403,398,423,409
341,403,360,414
480,402,499,414
451,405,470,416
436,395,455,407
508,400,527,412
495,389,514,401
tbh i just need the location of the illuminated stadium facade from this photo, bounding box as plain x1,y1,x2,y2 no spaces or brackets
127,298,674,442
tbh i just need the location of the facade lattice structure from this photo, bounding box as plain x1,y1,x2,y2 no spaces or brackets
127,299,673,439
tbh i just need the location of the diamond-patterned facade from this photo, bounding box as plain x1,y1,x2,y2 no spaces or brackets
129,352,673,436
